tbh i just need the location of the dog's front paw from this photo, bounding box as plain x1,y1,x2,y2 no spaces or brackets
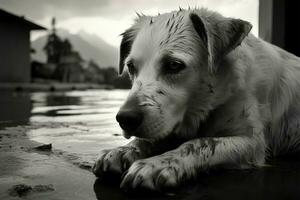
92,146,142,177
120,157,182,193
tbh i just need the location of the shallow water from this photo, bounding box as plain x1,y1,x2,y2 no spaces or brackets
1,89,300,200
0,90,130,165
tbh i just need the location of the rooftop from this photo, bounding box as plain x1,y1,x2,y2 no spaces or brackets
0,8,46,30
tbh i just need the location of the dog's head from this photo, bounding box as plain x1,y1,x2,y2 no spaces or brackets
116,8,252,140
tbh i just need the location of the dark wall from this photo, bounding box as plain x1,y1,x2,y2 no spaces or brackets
259,0,300,57
259,0,274,43
285,1,300,56
0,21,30,82
259,0,285,48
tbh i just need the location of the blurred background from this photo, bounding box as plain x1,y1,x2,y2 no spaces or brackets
0,0,261,87
0,0,299,88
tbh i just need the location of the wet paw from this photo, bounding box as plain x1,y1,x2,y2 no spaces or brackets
120,157,181,193
92,146,142,177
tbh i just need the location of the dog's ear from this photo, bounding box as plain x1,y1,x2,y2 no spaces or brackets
119,15,150,74
119,28,136,75
189,13,252,72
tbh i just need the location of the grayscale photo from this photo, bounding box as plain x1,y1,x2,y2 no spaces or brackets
0,0,300,199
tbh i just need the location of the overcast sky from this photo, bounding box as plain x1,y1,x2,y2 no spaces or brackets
0,0,258,47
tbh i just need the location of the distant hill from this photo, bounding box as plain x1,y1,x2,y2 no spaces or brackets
31,29,119,68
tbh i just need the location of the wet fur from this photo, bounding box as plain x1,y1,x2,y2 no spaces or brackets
93,8,300,192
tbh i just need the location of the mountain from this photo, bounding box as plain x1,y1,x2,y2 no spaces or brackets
31,29,119,68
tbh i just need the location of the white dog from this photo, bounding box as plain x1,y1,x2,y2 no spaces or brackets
93,8,300,192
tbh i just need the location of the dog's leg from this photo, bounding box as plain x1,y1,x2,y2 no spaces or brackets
92,138,182,177
120,135,265,192
92,139,154,177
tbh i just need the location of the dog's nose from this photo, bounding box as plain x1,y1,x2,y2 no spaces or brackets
116,109,143,132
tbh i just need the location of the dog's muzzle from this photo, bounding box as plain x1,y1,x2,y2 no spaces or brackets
116,97,143,137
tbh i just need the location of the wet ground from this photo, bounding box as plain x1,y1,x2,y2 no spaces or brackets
1,90,130,162
0,90,129,200
0,89,300,200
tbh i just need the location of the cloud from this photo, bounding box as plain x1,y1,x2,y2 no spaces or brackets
1,0,257,21
0,0,110,20
1,0,258,46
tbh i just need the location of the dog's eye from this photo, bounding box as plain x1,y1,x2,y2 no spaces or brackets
164,60,186,74
127,61,135,75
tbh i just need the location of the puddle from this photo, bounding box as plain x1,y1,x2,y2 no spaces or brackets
1,89,300,200
1,90,130,162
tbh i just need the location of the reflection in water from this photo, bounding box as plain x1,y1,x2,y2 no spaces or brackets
0,89,130,165
33,93,83,117
0,91,32,127
93,158,300,200
27,90,130,160
45,93,82,106
1,89,300,200
93,178,183,200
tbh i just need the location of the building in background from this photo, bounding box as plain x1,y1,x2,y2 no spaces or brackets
259,0,300,56
43,18,85,83
53,51,85,82
0,9,46,83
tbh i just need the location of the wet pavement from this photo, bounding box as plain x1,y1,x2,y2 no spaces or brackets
0,90,129,200
0,89,300,200
1,90,130,163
